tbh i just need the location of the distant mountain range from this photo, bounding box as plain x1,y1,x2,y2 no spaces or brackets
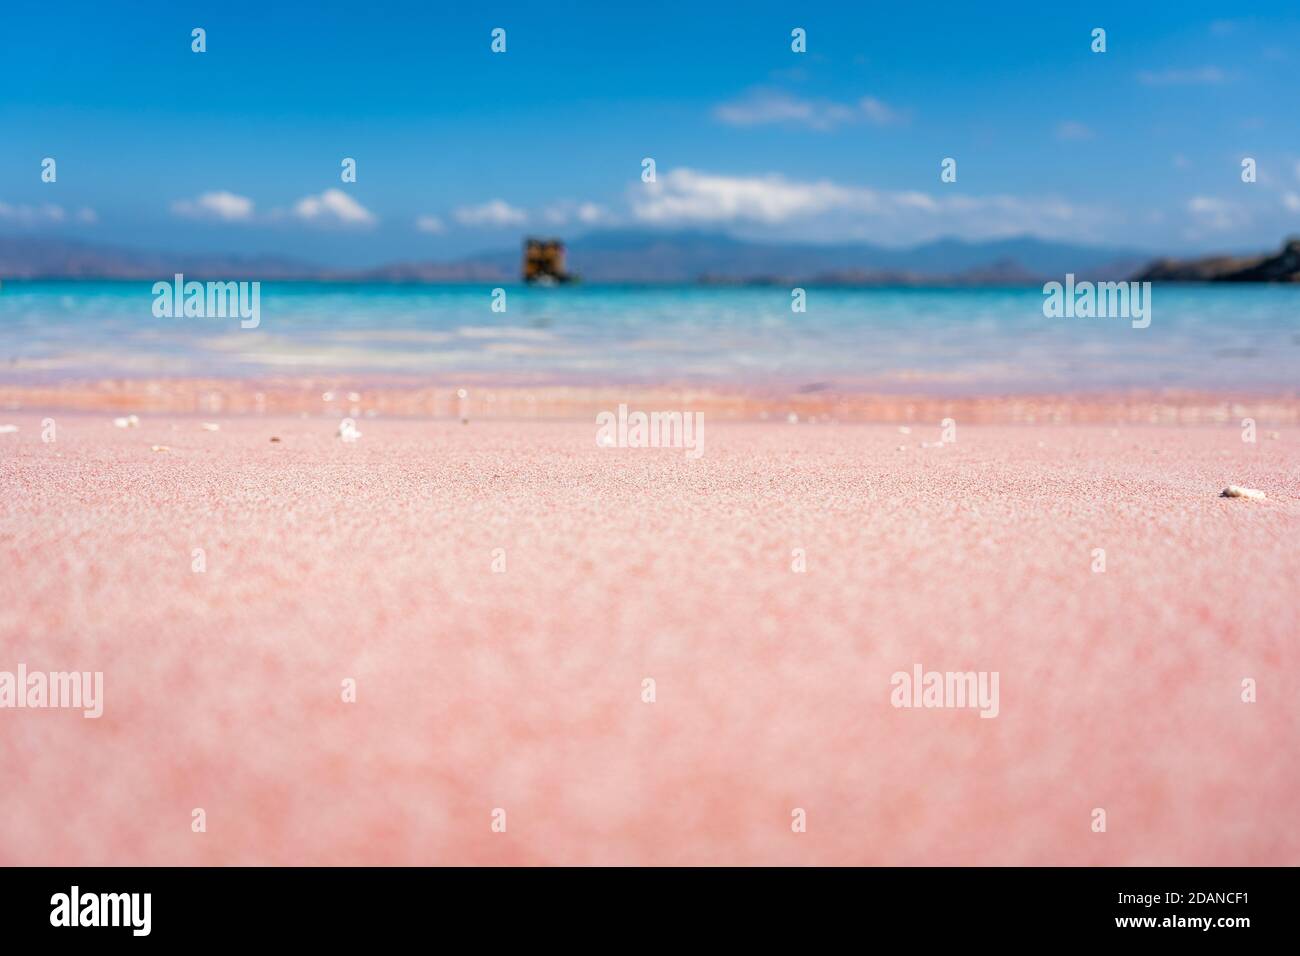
0,236,320,281
0,229,1266,285
558,231,1150,285
356,230,1149,285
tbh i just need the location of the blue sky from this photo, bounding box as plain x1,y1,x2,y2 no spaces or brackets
2,0,1298,266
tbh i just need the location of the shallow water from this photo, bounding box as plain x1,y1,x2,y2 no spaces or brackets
1,281,1296,393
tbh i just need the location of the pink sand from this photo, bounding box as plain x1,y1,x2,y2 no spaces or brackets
2,412,1298,865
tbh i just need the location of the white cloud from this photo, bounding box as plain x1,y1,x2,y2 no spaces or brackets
714,90,903,131
630,168,1087,242
172,189,377,227
1283,192,1300,213
171,191,255,222
76,207,98,224
453,199,527,227
1055,121,1094,142
415,214,445,234
1188,196,1230,214
292,189,376,226
576,202,608,224
541,200,611,226
1187,196,1249,230
1137,67,1226,86
0,202,69,225
634,169,858,224
858,97,901,125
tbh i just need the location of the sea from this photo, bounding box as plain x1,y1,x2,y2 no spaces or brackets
1,281,1296,394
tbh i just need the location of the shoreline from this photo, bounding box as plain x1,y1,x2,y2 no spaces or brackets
4,377,1299,425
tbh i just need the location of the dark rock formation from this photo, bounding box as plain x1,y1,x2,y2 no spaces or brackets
1227,238,1300,282
1134,238,1300,282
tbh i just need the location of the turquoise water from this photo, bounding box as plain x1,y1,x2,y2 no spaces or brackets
0,281,1296,393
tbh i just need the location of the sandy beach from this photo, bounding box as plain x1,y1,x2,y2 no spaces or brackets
2,409,1297,865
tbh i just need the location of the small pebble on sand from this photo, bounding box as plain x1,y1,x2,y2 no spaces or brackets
270,436,281,442
0,424,18,434
1222,485,1266,501
113,415,140,428
151,444,171,453
201,422,221,432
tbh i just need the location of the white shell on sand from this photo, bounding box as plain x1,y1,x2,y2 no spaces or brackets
113,415,140,428
1222,485,1265,501
337,418,361,442
0,424,18,434
201,422,221,431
